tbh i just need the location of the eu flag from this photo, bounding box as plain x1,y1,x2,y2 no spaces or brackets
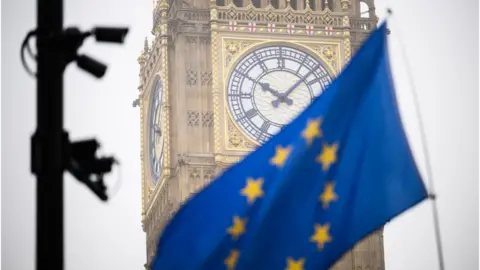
152,21,428,270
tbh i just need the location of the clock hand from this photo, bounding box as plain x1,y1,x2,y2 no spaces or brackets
258,82,293,108
154,124,162,136
286,64,319,97
247,75,290,105
258,82,282,97
274,64,320,106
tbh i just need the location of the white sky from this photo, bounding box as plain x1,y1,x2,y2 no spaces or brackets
2,0,478,269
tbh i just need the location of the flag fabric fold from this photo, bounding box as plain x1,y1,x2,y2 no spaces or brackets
152,21,428,270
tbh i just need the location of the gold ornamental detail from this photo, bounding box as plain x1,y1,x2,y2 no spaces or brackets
211,21,222,155
224,39,262,69
216,4,344,27
215,154,243,166
342,15,351,63
298,43,340,74
140,96,146,229
160,15,171,179
344,37,352,64
226,117,256,150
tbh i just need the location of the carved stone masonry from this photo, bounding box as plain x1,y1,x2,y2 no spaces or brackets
200,71,212,86
226,118,255,149
203,168,215,185
185,36,198,44
188,167,202,194
202,111,214,127
179,153,215,166
189,167,201,181
199,36,211,45
187,69,198,85
181,10,210,22
187,110,200,126
180,24,198,34
187,166,217,195
341,0,351,11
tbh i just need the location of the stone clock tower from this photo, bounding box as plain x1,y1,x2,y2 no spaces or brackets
135,0,384,268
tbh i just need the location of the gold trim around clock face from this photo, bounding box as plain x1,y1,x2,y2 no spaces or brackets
221,38,341,151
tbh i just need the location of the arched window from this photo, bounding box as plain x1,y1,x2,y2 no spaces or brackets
252,0,261,7
271,0,279,8
216,0,225,5
291,0,298,10
233,0,242,6
321,0,333,10
360,1,369,18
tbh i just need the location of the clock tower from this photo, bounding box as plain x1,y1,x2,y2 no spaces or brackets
136,0,384,268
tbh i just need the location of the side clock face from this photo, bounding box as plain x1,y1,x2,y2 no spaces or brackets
226,45,333,144
149,79,164,184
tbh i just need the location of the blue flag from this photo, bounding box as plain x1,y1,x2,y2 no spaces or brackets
152,21,428,270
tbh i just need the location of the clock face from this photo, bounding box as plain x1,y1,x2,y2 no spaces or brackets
148,79,164,184
226,45,333,144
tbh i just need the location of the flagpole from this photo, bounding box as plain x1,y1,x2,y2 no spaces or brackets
386,9,446,270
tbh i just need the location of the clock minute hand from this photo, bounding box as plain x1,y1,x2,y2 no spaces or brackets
283,64,320,98
274,64,320,106
154,124,162,136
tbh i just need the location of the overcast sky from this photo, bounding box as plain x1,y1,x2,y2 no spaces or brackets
2,0,478,269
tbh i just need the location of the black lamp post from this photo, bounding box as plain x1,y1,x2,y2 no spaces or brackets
22,1,129,269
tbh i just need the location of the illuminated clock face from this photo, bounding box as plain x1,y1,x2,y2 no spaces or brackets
226,45,333,144
149,79,164,184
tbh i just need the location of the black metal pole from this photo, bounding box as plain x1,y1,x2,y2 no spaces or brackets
35,0,64,268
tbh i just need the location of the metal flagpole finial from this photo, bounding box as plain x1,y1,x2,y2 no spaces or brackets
386,8,393,20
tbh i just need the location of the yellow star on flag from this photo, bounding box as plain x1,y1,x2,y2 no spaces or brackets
316,143,338,171
270,145,293,168
227,216,247,240
240,177,264,204
285,257,305,270
310,223,332,250
224,249,240,270
319,181,338,209
301,118,322,146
